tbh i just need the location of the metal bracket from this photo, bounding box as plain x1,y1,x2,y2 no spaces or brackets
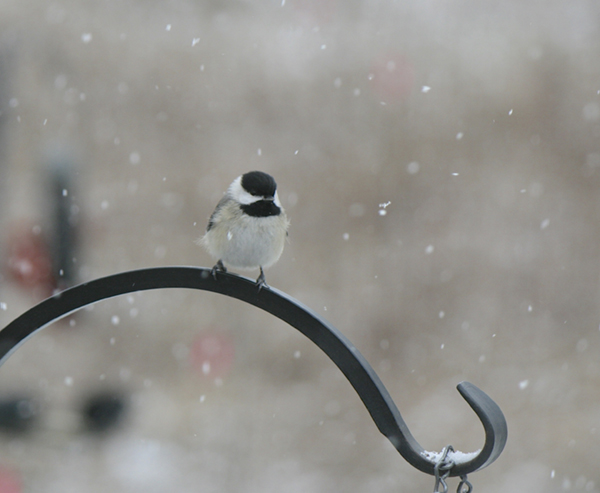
0,266,507,476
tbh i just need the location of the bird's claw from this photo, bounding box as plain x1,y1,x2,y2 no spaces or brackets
256,267,269,291
211,262,268,291
211,260,227,280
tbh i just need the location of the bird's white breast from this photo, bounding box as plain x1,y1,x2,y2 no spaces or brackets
202,204,288,270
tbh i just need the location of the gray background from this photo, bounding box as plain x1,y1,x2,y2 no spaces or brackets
0,0,599,491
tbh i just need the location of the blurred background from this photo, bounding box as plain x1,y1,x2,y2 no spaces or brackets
0,0,598,491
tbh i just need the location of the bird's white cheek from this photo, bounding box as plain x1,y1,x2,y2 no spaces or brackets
236,188,259,205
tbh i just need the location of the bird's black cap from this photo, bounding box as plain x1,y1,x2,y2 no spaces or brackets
241,171,277,198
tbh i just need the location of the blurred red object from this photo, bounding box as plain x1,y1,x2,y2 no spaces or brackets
6,224,56,295
369,53,416,102
190,332,235,379
0,467,21,493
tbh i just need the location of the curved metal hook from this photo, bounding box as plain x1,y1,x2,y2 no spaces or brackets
0,266,507,476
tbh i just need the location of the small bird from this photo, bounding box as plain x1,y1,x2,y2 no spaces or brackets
200,171,289,288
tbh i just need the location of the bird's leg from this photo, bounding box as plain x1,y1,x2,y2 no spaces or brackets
211,259,227,280
256,266,269,290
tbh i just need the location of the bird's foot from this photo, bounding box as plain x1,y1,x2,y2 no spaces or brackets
255,267,269,291
211,260,227,280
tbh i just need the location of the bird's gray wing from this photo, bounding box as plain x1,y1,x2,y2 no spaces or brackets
206,195,229,231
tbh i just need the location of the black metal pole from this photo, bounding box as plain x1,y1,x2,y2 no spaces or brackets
0,266,507,476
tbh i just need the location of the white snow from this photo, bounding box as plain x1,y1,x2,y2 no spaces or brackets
422,448,481,465
129,151,141,164
407,161,420,174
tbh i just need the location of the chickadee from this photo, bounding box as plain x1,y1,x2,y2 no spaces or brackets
200,171,289,288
